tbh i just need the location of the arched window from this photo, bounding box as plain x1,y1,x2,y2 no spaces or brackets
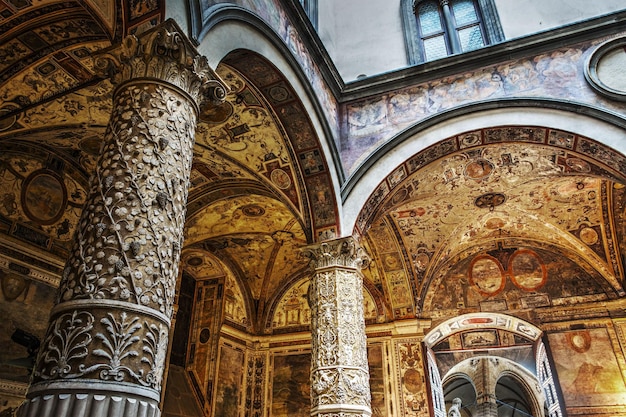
426,349,446,417
402,0,504,64
537,341,565,417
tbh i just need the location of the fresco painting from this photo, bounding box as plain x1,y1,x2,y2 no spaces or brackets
549,328,626,407
214,344,245,417
368,344,388,417
396,340,429,417
342,43,626,174
271,353,310,417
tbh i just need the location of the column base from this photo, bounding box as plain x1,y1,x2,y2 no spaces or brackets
17,383,160,417
312,404,372,417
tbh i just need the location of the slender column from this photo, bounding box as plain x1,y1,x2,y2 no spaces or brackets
440,0,461,53
17,20,226,417
304,237,372,417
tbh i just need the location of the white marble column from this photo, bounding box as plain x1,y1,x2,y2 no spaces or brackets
17,20,226,417
304,237,372,417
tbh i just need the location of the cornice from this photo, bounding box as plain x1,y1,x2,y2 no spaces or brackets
340,10,626,102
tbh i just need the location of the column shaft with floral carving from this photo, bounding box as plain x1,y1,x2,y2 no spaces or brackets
17,20,226,417
304,237,372,417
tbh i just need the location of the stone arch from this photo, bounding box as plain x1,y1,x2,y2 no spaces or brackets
441,356,545,417
495,368,546,417
344,105,626,235
425,312,542,347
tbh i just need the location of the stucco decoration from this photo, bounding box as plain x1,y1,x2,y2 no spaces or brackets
304,237,372,417
18,20,227,417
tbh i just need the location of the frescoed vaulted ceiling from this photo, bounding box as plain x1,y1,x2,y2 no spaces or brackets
356,128,626,321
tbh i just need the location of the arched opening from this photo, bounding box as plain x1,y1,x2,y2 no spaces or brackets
425,314,555,417
495,375,535,417
443,375,476,416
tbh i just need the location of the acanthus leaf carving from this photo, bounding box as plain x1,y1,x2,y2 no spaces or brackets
141,321,168,390
36,311,94,380
94,19,228,111
308,238,372,415
81,312,144,383
303,237,370,270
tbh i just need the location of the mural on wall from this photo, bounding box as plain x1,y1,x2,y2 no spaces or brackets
0,272,56,384
271,353,310,417
612,183,626,268
214,343,245,417
395,339,429,417
189,279,224,407
368,343,388,417
223,272,248,327
244,353,267,417
213,58,340,240
548,328,626,407
0,0,123,138
342,37,626,174
0,150,87,258
425,246,610,318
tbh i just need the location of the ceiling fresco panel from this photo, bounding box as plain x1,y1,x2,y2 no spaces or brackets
357,127,626,318
222,51,340,239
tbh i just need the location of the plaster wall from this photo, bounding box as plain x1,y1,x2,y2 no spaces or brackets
495,0,626,40
317,0,626,82
317,0,408,82
165,0,190,34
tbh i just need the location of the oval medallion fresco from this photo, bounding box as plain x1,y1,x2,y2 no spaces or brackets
469,254,505,296
509,249,546,291
464,159,494,180
270,168,292,189
22,170,67,225
579,226,599,245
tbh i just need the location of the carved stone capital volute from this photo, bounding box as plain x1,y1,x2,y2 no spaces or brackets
302,236,370,270
94,19,228,112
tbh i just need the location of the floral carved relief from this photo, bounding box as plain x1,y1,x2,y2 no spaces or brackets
56,82,195,316
34,310,168,391
305,238,372,416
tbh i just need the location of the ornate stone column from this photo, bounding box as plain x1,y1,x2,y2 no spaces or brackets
17,20,226,417
304,237,372,417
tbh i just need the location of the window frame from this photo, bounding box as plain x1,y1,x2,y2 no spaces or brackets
402,0,504,65
298,0,318,29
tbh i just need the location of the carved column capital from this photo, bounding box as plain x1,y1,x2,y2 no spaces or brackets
302,236,370,270
94,19,227,112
